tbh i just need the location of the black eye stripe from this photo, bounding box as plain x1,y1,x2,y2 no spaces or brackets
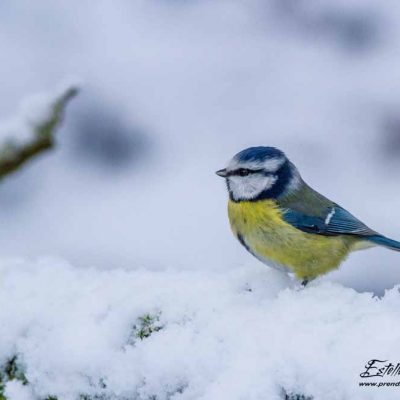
227,168,265,177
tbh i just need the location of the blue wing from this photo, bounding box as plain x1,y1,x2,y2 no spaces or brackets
282,205,377,237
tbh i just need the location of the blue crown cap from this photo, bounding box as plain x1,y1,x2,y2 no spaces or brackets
235,146,285,162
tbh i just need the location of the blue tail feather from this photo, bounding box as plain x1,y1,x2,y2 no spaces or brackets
368,235,400,251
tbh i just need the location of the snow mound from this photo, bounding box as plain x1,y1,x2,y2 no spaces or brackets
0,258,399,400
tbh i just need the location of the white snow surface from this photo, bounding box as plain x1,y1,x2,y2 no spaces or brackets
1,258,400,400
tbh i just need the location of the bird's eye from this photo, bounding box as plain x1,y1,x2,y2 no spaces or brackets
237,168,250,176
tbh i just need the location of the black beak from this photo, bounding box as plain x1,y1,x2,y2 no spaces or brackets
216,169,228,178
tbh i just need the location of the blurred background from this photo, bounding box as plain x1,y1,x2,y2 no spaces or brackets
0,0,399,294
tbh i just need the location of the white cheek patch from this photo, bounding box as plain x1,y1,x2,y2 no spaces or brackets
228,174,278,201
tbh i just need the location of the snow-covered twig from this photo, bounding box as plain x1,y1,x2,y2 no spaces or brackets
0,86,78,180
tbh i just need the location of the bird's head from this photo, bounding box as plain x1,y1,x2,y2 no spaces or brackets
216,146,301,202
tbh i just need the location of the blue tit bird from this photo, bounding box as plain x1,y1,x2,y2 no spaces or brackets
216,146,400,285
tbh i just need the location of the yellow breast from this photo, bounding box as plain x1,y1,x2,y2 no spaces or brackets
228,200,355,280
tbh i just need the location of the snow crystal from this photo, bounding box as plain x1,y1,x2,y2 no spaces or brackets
0,258,399,400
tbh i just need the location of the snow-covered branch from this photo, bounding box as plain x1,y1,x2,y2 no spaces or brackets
0,86,78,180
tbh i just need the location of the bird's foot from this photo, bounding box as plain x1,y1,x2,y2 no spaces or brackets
301,279,309,287
292,278,310,291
